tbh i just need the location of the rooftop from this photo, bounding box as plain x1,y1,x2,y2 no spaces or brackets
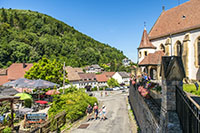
139,51,164,66
149,0,200,39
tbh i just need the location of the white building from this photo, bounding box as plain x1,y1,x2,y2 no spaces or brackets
122,58,131,66
84,64,102,73
112,72,130,86
138,0,200,81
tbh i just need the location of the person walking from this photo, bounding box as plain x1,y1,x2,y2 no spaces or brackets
102,105,107,120
86,104,93,121
93,103,98,120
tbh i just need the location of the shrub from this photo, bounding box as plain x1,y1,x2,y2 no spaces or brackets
48,90,97,122
3,127,12,133
183,83,200,96
91,87,97,91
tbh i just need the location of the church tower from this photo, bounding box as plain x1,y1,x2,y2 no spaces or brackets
138,28,156,63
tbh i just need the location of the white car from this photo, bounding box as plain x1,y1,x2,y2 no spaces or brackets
113,87,120,91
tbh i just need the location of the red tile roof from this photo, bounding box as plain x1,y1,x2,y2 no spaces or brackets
139,51,164,66
95,74,108,82
78,73,96,81
7,63,33,80
149,0,200,40
0,75,8,85
102,72,115,78
138,28,156,49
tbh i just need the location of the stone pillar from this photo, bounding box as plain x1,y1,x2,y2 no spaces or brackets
159,56,185,133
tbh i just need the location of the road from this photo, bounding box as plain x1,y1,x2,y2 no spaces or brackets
70,90,132,133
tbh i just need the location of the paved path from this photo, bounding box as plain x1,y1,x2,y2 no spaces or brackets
70,90,132,133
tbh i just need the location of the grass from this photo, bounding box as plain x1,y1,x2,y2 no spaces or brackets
183,83,200,96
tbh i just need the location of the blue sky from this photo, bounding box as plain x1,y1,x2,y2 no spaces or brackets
0,0,188,62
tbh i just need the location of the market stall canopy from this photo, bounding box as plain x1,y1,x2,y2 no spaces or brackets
15,93,32,101
0,86,18,96
3,78,32,88
45,90,60,95
19,79,59,89
35,100,48,104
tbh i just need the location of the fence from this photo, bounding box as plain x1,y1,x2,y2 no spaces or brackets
176,86,200,133
30,111,66,133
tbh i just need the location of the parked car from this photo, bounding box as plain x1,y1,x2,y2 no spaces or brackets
105,88,113,91
119,86,124,90
113,87,120,91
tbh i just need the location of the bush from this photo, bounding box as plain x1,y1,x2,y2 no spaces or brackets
91,87,97,91
183,83,200,96
48,90,97,122
3,127,12,133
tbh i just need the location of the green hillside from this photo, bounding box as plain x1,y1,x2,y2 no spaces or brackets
0,8,126,68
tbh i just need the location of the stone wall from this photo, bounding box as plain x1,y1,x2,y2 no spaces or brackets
129,84,160,133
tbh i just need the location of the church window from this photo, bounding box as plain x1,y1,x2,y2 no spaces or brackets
139,52,141,58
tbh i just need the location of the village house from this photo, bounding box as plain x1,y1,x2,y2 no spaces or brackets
65,66,83,88
0,63,33,85
112,72,130,86
138,0,200,81
78,73,97,88
95,74,108,88
122,58,131,66
102,72,115,78
84,64,102,73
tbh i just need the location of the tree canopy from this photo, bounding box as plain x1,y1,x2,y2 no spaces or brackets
24,57,68,85
107,78,119,88
0,8,126,68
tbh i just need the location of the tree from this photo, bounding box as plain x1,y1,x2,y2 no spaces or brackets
24,57,68,85
1,8,7,22
107,78,119,88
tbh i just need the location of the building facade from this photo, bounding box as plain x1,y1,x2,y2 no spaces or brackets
138,0,200,81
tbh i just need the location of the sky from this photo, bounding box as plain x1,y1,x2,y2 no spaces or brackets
0,0,189,62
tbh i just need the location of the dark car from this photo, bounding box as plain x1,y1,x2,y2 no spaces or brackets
105,88,113,91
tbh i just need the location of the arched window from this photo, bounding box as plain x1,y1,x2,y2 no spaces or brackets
174,41,182,56
160,44,165,53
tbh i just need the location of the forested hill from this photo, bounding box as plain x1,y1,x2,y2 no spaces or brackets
0,8,126,68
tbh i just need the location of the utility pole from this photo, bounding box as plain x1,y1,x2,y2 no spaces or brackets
63,62,65,94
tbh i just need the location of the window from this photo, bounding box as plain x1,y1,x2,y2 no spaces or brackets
144,51,147,56
139,52,142,58
174,41,182,56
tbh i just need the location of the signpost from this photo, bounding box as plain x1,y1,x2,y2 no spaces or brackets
24,113,47,128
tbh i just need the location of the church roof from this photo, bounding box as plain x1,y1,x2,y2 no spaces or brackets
138,28,156,49
149,0,200,40
139,51,164,66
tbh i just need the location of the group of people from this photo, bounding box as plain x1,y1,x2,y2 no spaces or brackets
86,103,107,121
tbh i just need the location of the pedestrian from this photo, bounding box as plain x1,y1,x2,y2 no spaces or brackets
105,91,107,96
86,104,93,121
101,91,103,97
102,105,107,120
93,103,98,120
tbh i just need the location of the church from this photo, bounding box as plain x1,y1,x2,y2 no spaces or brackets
138,0,200,81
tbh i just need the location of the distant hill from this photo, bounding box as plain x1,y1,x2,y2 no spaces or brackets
0,8,126,68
